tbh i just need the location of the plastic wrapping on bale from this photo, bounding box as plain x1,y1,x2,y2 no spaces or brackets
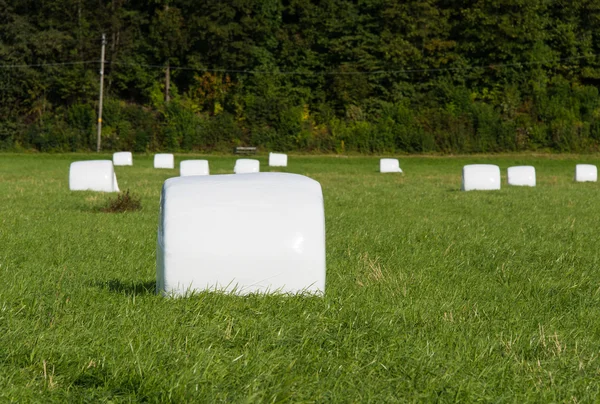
69,160,119,192
575,164,597,182
380,158,402,173
234,159,260,174
462,164,501,191
113,151,133,166
157,173,326,297
507,166,536,187
269,153,288,167
180,160,210,176
154,153,174,169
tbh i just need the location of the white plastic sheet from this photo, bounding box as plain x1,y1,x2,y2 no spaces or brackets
113,151,133,166
575,164,597,182
154,153,174,169
269,152,288,167
157,173,326,296
507,166,536,187
234,159,260,174
180,160,210,176
69,160,119,192
380,158,402,173
462,164,501,191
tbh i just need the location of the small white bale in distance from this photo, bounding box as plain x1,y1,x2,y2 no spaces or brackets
507,166,536,187
269,152,288,167
154,153,174,169
575,164,597,182
180,160,209,176
113,151,133,166
234,159,260,174
69,160,119,192
380,158,403,173
157,173,326,297
462,164,501,191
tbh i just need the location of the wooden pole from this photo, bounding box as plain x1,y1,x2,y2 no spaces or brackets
97,33,106,152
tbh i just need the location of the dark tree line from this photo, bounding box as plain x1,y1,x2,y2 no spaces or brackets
2,0,600,153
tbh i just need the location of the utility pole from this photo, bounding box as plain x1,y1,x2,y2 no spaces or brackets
97,33,106,152
164,3,170,103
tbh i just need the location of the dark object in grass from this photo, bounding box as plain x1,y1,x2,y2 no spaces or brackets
102,189,142,213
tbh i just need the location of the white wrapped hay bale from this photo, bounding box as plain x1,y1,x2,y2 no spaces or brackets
380,158,402,173
69,160,120,192
575,164,597,182
234,159,260,174
507,166,536,187
157,173,326,296
462,164,501,191
269,152,288,167
113,151,133,166
154,153,174,169
180,160,210,176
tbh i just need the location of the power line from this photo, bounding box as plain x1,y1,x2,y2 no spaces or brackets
0,54,596,75
0,60,97,68
110,54,598,75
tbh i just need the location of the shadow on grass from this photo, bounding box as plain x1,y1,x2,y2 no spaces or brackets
95,279,156,296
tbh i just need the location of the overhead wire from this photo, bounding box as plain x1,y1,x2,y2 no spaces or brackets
0,54,596,75
0,60,98,68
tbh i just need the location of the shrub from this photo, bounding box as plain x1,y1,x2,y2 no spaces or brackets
102,190,142,213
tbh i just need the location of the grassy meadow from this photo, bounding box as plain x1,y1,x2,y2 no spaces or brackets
2,153,600,402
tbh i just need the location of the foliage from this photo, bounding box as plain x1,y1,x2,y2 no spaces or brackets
101,189,142,213
2,0,600,153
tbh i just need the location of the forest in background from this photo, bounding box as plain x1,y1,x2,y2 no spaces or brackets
2,0,600,153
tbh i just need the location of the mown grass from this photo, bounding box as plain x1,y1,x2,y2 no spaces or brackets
1,153,600,402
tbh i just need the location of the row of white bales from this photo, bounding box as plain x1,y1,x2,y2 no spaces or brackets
70,153,600,193
67,153,599,297
69,151,288,192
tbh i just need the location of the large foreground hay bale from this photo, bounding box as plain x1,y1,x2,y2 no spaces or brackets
157,173,326,296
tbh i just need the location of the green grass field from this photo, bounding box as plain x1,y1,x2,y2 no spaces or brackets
2,153,600,402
